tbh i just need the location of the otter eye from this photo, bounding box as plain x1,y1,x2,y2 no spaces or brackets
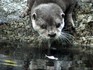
32,13,37,20
56,23,61,28
41,24,47,29
61,13,65,18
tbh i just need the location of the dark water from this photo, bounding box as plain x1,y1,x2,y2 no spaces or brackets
0,45,93,70
0,54,23,70
0,54,72,70
0,47,73,70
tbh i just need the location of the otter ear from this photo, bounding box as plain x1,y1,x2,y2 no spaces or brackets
61,13,65,18
32,13,37,20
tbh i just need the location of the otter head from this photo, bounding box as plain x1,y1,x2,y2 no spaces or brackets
31,3,65,39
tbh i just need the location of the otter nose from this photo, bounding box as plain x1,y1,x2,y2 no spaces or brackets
48,32,56,37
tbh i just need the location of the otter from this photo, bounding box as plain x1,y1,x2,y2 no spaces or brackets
23,0,77,70
24,0,77,39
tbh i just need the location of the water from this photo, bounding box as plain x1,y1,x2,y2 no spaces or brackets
0,54,23,70
0,45,93,70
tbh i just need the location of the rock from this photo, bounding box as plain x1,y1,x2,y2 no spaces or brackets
0,18,8,25
81,0,93,3
0,0,27,23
